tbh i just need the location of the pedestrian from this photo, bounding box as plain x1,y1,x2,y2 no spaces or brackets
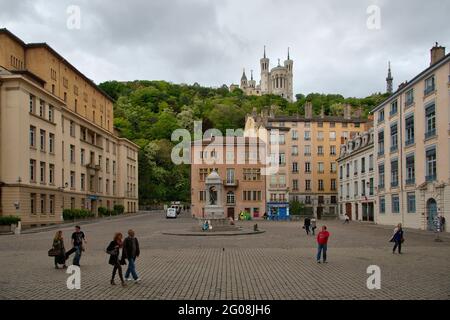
390,223,404,254
303,217,311,235
311,218,317,235
316,226,330,264
107,232,127,287
343,214,350,224
122,229,141,283
65,226,87,267
440,215,446,232
52,231,67,269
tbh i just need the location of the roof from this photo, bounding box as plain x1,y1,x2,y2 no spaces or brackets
372,52,450,113
10,69,46,86
268,115,368,124
0,28,115,103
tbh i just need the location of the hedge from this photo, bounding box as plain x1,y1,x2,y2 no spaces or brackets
113,205,125,215
63,209,95,221
0,216,21,225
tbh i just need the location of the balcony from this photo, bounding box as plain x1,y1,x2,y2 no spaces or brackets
405,100,414,108
269,184,288,190
378,150,385,157
405,178,415,186
426,174,437,182
391,181,399,188
424,86,435,96
425,129,436,140
390,146,398,153
405,139,415,147
224,180,239,188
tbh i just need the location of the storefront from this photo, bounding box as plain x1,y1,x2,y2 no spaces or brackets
267,202,290,220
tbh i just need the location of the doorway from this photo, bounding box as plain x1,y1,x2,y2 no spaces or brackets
227,207,235,220
427,198,438,231
345,203,352,220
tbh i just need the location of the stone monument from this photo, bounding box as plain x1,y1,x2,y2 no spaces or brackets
200,170,238,231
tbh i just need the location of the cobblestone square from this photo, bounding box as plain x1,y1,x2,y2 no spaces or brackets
0,212,449,300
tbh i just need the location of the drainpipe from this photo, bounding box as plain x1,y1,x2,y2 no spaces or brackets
398,93,405,226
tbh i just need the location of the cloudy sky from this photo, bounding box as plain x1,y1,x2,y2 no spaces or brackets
1,0,449,98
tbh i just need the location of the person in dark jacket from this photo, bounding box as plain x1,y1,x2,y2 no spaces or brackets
122,229,141,282
303,217,311,235
52,231,67,269
107,233,127,286
390,223,404,254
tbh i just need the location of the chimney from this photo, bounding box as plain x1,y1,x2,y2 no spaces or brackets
344,104,352,120
305,102,313,119
430,42,446,66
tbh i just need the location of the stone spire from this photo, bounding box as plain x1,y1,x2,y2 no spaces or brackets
386,61,393,94
288,47,290,60
264,45,266,59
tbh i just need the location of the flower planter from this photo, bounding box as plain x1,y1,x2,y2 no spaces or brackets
0,224,16,233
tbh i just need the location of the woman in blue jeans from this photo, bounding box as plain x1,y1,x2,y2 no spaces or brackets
390,223,404,254
121,229,141,282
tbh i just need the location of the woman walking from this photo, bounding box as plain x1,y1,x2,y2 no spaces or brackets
52,231,67,269
390,223,404,254
106,233,127,286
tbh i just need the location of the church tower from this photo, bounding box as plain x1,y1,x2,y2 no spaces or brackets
284,47,294,102
386,61,393,94
260,46,270,94
240,68,248,90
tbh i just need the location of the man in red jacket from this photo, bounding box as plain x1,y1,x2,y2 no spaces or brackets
316,226,330,263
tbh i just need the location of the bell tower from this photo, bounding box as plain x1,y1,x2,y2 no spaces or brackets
284,47,294,102
260,46,270,94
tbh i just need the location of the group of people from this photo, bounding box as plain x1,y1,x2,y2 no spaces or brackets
50,226,141,287
301,218,407,263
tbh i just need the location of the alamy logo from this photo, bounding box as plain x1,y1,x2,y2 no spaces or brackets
66,5,81,30
366,265,381,290
66,265,81,290
366,5,381,30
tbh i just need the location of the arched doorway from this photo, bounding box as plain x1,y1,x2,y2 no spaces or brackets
426,198,438,231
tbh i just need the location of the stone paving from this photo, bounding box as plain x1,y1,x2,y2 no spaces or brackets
0,212,449,300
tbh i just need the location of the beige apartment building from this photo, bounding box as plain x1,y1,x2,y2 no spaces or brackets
0,29,139,227
373,44,450,232
245,103,368,219
337,129,375,222
190,137,267,220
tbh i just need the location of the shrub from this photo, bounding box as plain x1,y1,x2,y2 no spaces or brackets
98,207,108,217
113,205,125,215
290,201,305,216
0,216,21,225
63,209,95,221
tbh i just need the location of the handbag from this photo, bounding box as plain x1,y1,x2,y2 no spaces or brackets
48,248,60,257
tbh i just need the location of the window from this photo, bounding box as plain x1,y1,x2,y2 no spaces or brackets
339,166,343,179
106,158,110,173
425,104,436,139
292,130,298,141
305,180,311,191
369,154,374,171
346,163,350,178
378,164,385,189
29,95,36,113
390,123,398,152
405,115,415,146
106,179,110,194
39,100,45,117
81,174,85,191
49,164,55,185
354,181,359,197
379,197,386,214
406,155,415,185
113,161,116,175
279,134,285,145
331,162,337,173
226,168,235,184
390,100,398,116
318,180,324,191
318,162,324,174
304,145,311,156
354,160,358,175
361,157,366,173
279,153,286,165
317,131,324,141
292,146,298,156
49,133,55,153
330,131,336,141
361,179,366,196
70,171,76,189
391,159,399,188
243,169,261,181
405,89,414,107
426,147,437,181
48,106,54,122
81,149,85,165
227,192,235,204
30,126,36,147
425,76,435,95
49,195,55,215
293,180,299,191
40,195,46,214
30,160,36,182
331,179,337,191
305,162,311,173
70,145,75,163
378,109,385,123
378,130,385,156
392,195,400,213
40,162,46,184
304,131,311,141
317,146,324,156
330,145,336,156
40,130,46,152
292,162,298,173
369,178,374,196
70,121,76,137
407,193,416,213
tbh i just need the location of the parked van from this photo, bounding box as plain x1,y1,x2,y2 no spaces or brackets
166,207,177,219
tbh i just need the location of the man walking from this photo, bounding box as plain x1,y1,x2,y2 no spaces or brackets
303,217,311,235
122,229,141,282
65,226,86,267
316,226,330,264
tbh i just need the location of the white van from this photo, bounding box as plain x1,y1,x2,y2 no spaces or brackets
166,207,177,219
